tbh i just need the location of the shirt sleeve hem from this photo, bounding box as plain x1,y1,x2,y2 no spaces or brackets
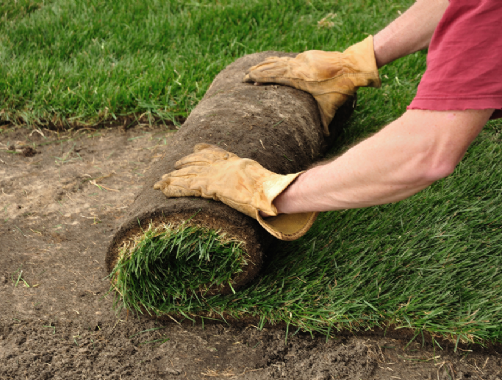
408,97,502,119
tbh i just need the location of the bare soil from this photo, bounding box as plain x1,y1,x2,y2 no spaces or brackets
1,125,501,380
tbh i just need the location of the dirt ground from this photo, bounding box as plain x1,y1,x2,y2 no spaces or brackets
1,125,502,380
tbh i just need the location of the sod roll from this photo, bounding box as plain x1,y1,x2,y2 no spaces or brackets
106,52,354,315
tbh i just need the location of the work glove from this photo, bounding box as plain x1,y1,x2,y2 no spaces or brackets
154,144,318,241
243,36,381,136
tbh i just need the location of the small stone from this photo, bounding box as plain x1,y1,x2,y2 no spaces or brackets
165,367,181,375
21,147,38,157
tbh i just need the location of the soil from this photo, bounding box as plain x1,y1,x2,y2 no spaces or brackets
1,125,502,380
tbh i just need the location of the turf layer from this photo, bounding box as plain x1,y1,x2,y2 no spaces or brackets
110,223,248,316
112,121,502,345
200,120,502,344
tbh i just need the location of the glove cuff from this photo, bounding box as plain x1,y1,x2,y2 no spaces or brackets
253,171,319,241
254,172,303,216
257,211,319,241
343,35,381,88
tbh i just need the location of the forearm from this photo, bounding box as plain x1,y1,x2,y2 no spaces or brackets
274,109,492,214
373,0,449,68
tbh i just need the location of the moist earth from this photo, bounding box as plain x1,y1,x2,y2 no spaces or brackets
1,125,502,380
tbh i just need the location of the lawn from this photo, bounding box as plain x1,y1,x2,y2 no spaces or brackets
2,0,502,345
0,0,412,127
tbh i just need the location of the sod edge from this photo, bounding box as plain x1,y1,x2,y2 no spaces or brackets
109,222,251,316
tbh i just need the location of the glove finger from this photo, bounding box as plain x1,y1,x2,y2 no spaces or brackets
245,57,290,73
154,176,203,198
243,58,295,83
263,56,282,61
174,154,211,169
164,166,208,179
247,61,289,77
165,186,201,198
175,150,232,169
314,93,349,136
154,167,206,195
246,75,302,90
192,143,225,153
164,185,202,198
244,67,297,86
175,144,237,169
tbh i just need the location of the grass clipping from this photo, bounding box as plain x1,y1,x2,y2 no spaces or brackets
110,222,248,316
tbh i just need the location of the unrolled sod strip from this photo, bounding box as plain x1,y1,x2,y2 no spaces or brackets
106,52,354,316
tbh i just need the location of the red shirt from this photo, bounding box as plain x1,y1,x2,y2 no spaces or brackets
408,0,502,119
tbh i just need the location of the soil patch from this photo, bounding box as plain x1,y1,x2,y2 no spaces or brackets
1,126,502,379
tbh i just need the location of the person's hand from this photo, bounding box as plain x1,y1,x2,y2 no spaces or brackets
154,143,318,241
243,36,381,135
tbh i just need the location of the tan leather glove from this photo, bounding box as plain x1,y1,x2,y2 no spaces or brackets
243,36,381,136
153,144,318,241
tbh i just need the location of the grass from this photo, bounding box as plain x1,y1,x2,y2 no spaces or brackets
110,223,248,316
216,119,502,344
112,120,502,345
0,0,46,25
4,0,502,345
0,0,411,127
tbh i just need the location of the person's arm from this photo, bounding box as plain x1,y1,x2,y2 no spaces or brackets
273,109,493,214
373,0,449,68
243,0,450,134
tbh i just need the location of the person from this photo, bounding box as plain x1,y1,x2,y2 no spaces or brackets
154,0,502,240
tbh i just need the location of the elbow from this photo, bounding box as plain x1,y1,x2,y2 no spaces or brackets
410,142,462,184
420,160,457,184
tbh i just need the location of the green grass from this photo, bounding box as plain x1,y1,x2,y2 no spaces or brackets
0,0,47,25
110,223,248,316
0,0,412,127
5,0,502,345
113,120,502,345
236,119,502,344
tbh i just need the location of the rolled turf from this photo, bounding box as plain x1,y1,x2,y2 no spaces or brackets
110,222,249,315
107,52,354,317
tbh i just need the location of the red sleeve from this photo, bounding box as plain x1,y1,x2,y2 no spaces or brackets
407,0,502,119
